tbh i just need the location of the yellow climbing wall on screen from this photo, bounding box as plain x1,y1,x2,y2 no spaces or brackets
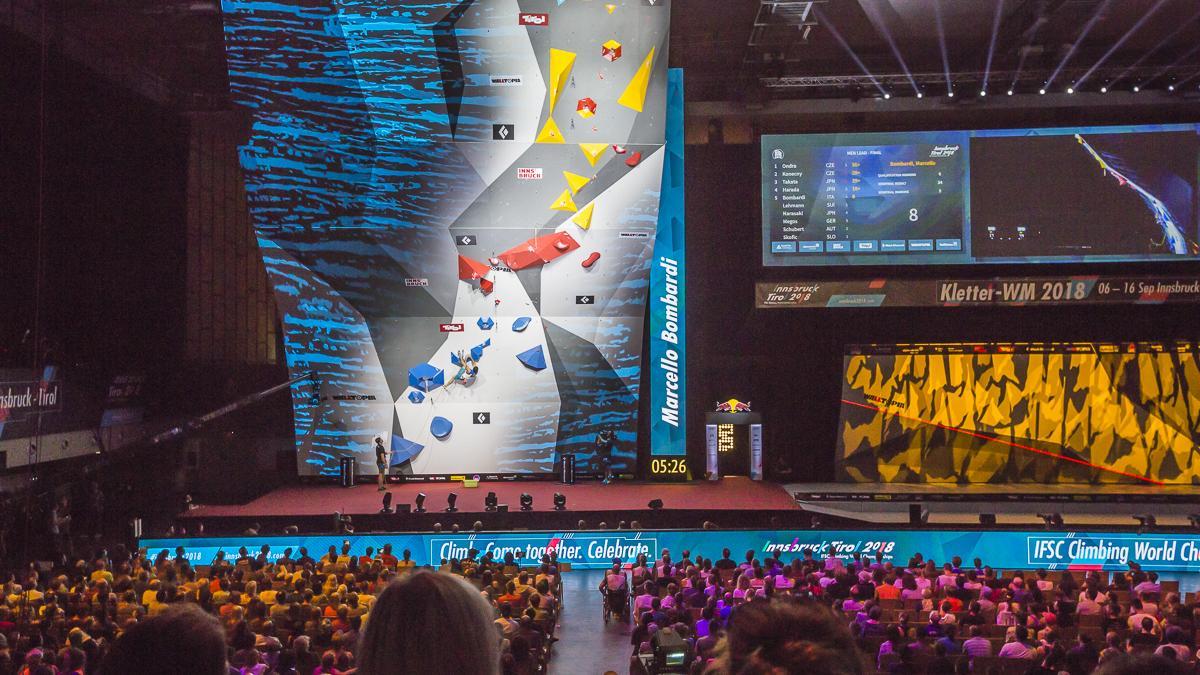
837,346,1200,485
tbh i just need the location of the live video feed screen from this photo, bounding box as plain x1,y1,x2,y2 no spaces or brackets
763,124,1200,266
836,342,1200,486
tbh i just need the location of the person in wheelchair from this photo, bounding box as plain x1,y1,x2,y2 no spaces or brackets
599,562,630,620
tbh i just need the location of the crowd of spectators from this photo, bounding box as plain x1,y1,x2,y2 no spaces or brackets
607,546,1200,674
0,541,559,675
0,537,1197,675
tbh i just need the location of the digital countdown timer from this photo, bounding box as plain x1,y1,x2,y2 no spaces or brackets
650,457,689,481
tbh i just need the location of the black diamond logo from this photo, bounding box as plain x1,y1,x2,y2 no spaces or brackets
576,295,595,305
492,124,514,140
473,412,491,424
455,234,477,246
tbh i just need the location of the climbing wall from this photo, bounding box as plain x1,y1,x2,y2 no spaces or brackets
221,0,671,476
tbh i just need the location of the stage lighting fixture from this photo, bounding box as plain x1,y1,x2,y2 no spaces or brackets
1038,88,1046,95
446,492,459,513
520,493,533,511
380,492,393,514
648,499,664,510
1133,85,1140,92
979,90,986,97
908,504,928,526
1135,514,1156,533
947,91,954,98
1066,86,1075,94
1100,86,1108,93
916,91,924,99
882,92,891,100
484,491,498,512
554,492,567,511
1037,513,1063,529
414,493,427,513
1168,84,1176,91
1006,89,1013,96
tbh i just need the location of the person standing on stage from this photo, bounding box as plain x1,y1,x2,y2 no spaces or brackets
375,437,389,491
595,429,615,484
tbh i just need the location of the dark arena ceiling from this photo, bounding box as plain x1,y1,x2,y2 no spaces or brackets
5,0,1200,109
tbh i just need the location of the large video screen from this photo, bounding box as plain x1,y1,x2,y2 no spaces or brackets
763,124,1200,266
223,0,672,477
836,342,1200,486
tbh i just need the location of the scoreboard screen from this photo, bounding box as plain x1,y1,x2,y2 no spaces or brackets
762,124,1200,266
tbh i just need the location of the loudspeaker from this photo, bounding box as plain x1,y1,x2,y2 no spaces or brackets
497,504,509,513
979,513,996,526
908,504,928,525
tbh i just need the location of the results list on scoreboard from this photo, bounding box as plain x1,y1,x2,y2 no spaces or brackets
765,142,967,256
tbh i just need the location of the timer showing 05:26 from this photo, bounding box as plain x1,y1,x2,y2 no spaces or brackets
650,457,688,478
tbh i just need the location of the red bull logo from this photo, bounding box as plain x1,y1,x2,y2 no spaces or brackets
714,398,751,413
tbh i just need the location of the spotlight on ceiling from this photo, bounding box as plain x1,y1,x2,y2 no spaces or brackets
1168,84,1176,92
1066,87,1075,94
1037,513,1063,529
947,90,954,97
1100,86,1108,93
379,492,393,514
1038,88,1046,95
553,492,567,511
484,491,498,512
1006,89,1013,96
414,493,427,513
979,90,986,97
883,92,891,99
1133,85,1140,92
520,493,533,512
916,91,924,99
445,492,458,513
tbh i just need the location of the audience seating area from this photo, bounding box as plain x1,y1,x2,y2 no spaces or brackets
614,548,1196,674
0,542,562,674
0,539,1194,674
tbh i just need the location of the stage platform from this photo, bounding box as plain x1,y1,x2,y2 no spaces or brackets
178,477,803,534
788,481,1200,504
787,482,1200,529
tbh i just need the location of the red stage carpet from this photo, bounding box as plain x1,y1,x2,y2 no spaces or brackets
182,477,799,518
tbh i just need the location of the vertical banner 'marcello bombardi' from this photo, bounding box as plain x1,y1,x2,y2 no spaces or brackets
649,68,686,458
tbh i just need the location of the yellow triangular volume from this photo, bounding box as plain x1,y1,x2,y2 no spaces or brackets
578,143,608,166
618,46,655,112
572,201,595,230
563,171,590,194
536,117,565,144
548,48,577,112
605,3,615,13
550,189,577,212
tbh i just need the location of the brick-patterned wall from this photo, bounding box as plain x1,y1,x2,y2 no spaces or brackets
185,112,278,365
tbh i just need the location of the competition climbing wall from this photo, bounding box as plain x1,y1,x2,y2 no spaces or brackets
221,0,671,476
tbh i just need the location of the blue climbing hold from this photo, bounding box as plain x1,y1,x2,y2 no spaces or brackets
512,317,531,332
477,316,495,330
516,344,547,371
430,416,453,439
390,437,424,465
407,390,425,404
407,363,445,392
